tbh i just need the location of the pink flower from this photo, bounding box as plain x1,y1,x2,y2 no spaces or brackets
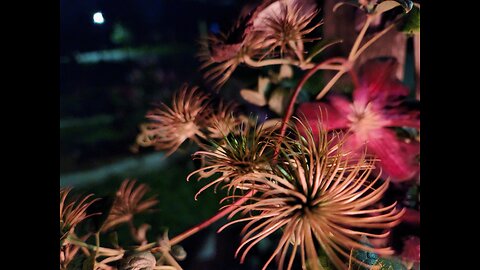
296,58,419,182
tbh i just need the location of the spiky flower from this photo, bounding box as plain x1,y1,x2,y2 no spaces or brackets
198,0,321,89
188,120,276,199
219,121,404,270
204,101,240,139
102,179,158,232
198,16,265,90
60,188,99,243
252,0,321,61
136,85,211,155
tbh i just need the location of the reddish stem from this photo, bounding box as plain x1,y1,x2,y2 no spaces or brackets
154,189,256,250
273,57,347,159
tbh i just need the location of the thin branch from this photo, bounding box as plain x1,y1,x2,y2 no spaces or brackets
243,56,315,69
349,15,373,60
274,57,347,159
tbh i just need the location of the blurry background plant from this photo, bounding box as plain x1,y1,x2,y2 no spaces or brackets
61,0,420,269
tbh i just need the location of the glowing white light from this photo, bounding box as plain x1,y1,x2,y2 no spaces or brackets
93,12,105,24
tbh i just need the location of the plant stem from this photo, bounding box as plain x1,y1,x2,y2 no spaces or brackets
315,16,399,100
314,16,372,101
353,21,396,60
154,189,256,249
68,237,124,256
314,65,349,100
274,57,347,158
160,248,184,270
349,15,372,60
243,56,314,69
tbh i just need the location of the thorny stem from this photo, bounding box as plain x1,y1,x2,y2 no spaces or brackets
152,189,256,250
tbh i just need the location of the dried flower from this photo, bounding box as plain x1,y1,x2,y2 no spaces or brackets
219,121,404,270
198,0,320,89
198,10,265,89
297,58,420,181
102,179,158,232
136,85,211,155
204,101,240,139
60,188,99,242
251,0,321,61
188,120,275,199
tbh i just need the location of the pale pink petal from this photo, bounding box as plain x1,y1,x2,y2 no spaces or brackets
367,128,419,182
354,58,410,106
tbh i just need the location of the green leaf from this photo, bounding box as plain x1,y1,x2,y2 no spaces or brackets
306,39,343,62
399,5,420,34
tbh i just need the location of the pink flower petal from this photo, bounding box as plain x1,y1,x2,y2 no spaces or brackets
354,58,410,107
296,100,350,131
367,128,419,182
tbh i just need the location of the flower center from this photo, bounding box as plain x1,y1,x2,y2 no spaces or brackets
347,102,385,140
177,121,199,140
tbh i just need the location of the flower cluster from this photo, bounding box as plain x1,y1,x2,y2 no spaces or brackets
136,84,240,155
62,0,420,269
195,120,405,270
199,0,321,89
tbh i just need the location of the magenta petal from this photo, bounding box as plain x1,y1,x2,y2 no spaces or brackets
385,108,420,129
354,58,410,106
367,128,419,182
296,100,350,131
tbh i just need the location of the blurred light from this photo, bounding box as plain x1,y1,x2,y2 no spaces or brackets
93,12,105,24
